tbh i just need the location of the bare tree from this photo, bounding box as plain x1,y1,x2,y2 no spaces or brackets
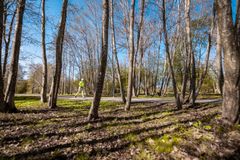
125,0,135,111
185,0,196,106
3,3,16,80
48,0,68,109
4,0,26,112
162,0,182,109
40,0,48,103
216,0,240,124
110,0,126,103
88,0,110,120
133,0,145,96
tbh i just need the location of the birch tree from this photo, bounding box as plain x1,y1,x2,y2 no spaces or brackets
125,0,135,111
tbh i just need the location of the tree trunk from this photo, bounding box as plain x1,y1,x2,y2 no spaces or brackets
3,9,16,80
111,52,115,97
216,0,240,124
125,0,135,111
110,0,126,103
0,0,5,112
162,0,182,109
4,0,26,112
185,0,196,106
40,0,48,103
195,33,212,98
180,38,190,102
48,0,68,109
137,38,144,95
88,0,109,120
133,0,145,97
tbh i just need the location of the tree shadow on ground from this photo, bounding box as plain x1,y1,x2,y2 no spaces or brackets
1,101,239,160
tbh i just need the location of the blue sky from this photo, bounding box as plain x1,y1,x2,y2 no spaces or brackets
20,0,85,74
20,0,238,78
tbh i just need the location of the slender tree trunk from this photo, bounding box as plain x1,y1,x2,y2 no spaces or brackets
216,0,240,124
195,15,214,98
48,0,68,109
137,38,144,95
185,0,196,106
0,0,5,112
163,72,170,96
159,56,168,96
4,0,26,112
162,0,182,109
111,52,115,97
195,33,212,98
40,0,48,103
3,9,16,80
88,0,109,120
110,0,126,103
125,0,135,111
133,0,145,97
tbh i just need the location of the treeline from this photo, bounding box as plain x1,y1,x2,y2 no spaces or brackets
0,0,239,125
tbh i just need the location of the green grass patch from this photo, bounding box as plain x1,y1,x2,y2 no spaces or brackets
192,120,202,128
15,96,45,108
36,119,56,127
21,137,34,147
203,125,212,131
135,149,154,160
15,96,122,112
75,153,89,160
161,110,173,116
146,134,181,154
124,133,138,142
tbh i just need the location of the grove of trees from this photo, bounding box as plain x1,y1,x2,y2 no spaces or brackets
0,0,239,125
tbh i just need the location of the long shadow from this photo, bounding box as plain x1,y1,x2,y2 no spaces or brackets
0,103,219,145
0,107,171,144
179,140,240,160
0,109,87,128
1,112,219,159
0,102,164,129
101,102,164,114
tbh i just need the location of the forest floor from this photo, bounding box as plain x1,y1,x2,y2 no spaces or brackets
0,96,240,160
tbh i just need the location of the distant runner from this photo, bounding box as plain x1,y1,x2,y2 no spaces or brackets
75,78,85,98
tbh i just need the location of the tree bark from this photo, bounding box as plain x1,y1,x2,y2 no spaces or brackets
162,0,182,109
110,0,126,103
4,0,26,112
216,0,240,124
0,0,5,112
48,0,68,109
185,0,196,106
40,0,48,103
125,0,135,111
216,24,224,95
137,37,144,95
88,0,109,120
180,39,190,102
133,0,145,97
